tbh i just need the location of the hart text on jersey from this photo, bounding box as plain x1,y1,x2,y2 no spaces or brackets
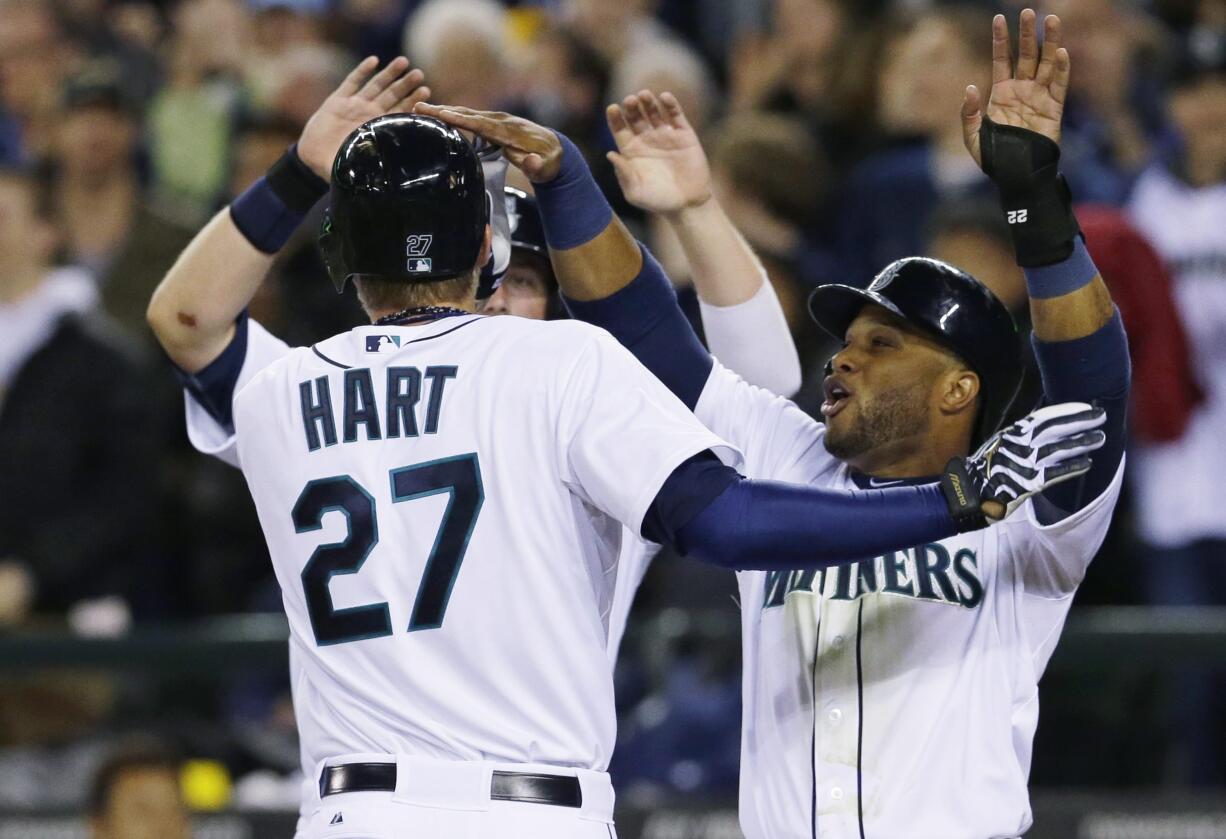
298,366,457,451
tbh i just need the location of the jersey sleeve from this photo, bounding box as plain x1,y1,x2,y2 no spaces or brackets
1002,457,1126,599
557,328,741,535
182,318,291,467
693,360,828,482
699,280,802,397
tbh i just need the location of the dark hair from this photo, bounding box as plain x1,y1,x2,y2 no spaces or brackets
89,743,181,817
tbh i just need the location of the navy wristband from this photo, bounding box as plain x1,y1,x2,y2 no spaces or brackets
1023,237,1098,300
533,133,613,250
230,145,328,254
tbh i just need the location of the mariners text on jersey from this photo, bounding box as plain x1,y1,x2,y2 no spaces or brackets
298,365,457,451
762,543,985,610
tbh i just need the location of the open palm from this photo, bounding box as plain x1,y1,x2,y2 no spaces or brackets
606,91,712,216
962,10,1070,169
297,56,430,180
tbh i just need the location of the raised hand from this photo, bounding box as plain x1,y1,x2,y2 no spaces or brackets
297,56,430,180
413,102,563,183
962,9,1070,169
605,91,712,217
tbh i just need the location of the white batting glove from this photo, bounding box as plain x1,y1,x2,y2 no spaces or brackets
940,401,1107,531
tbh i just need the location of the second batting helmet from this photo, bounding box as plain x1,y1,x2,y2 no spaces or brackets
320,114,488,293
808,257,1024,445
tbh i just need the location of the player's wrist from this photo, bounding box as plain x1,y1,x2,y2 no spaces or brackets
229,144,329,255
269,144,330,212
980,117,1082,268
663,190,716,225
940,458,989,533
532,132,613,251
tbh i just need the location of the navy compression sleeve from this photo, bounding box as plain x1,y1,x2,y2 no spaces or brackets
563,246,713,410
1031,310,1131,522
642,452,958,570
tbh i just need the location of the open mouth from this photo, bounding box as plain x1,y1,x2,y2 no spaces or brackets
821,376,853,419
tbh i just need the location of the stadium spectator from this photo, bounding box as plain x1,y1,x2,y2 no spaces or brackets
708,110,828,358
729,0,880,171
403,0,510,111
90,745,189,839
0,167,161,622
520,24,609,164
1042,0,1163,203
562,0,675,66
146,0,248,218
837,5,995,283
1126,17,1226,785
51,63,195,339
0,0,80,165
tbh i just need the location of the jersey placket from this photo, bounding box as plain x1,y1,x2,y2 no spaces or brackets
810,575,866,838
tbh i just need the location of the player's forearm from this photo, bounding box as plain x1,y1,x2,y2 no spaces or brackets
1025,238,1116,342
535,133,643,302
147,146,328,373
670,198,766,306
672,472,957,572
147,211,275,373
674,199,803,395
1031,308,1130,519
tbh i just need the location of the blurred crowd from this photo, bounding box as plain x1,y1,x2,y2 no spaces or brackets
2,0,1226,817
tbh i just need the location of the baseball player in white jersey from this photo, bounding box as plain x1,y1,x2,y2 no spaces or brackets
179,167,803,833
427,9,1130,838
149,52,1103,839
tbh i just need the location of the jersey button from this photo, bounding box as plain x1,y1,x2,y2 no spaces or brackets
832,634,845,648
827,708,843,724
830,787,844,801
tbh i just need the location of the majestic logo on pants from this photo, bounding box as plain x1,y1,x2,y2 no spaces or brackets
330,812,344,825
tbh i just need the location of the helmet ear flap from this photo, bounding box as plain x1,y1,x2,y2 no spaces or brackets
477,144,511,300
319,209,350,294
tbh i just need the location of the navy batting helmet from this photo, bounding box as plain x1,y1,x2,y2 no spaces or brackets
808,257,1024,445
320,114,488,293
504,187,546,259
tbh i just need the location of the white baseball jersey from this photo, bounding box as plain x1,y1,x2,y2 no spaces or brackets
185,314,736,781
1127,165,1226,546
693,362,1123,839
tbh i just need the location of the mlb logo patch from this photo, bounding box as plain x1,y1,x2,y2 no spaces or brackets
407,257,433,273
365,335,401,353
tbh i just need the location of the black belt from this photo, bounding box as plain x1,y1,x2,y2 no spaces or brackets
319,762,583,808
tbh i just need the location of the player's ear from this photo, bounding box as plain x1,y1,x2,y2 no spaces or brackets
939,367,980,417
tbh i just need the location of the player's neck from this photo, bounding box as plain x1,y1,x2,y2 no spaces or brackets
847,433,968,481
365,297,478,323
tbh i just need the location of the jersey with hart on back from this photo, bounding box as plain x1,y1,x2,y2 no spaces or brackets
182,307,735,773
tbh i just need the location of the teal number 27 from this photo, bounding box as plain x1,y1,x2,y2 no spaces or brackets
291,454,484,646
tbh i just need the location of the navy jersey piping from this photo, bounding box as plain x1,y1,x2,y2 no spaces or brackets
311,317,486,372
856,599,866,839
312,346,350,369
